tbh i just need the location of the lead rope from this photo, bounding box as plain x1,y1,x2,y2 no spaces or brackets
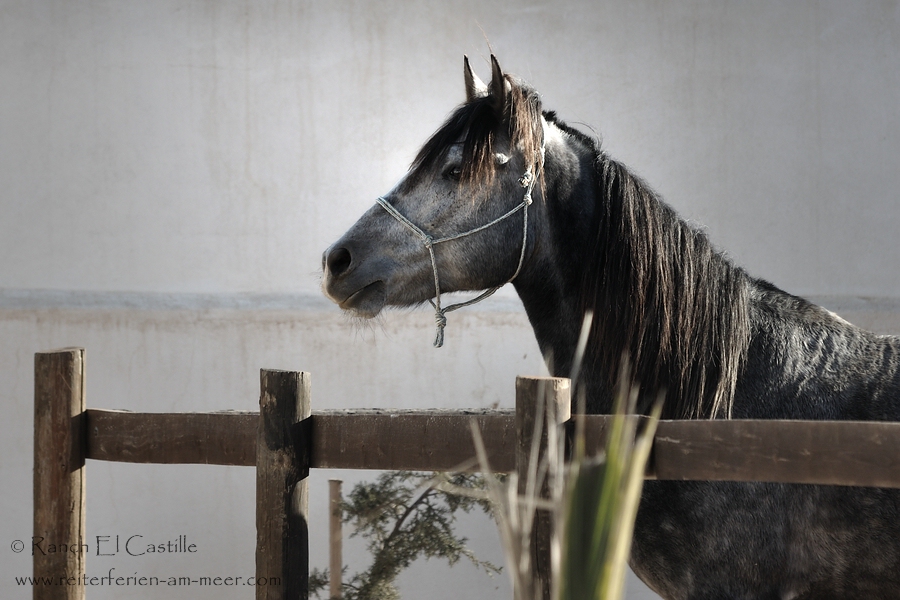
375,154,541,347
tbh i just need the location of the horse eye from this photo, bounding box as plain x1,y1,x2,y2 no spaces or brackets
445,166,462,181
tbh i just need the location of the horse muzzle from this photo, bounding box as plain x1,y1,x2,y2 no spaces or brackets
322,245,388,318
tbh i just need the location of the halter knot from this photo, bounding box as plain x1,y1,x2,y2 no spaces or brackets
433,311,448,347
375,144,543,347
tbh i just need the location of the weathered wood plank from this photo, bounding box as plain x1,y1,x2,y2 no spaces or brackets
651,419,900,488
86,409,257,465
576,415,655,472
578,416,900,488
34,348,86,600
79,408,900,488
256,370,310,600
83,409,516,470
516,377,571,600
310,409,517,472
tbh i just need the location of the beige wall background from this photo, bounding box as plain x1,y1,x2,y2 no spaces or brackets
3,1,900,598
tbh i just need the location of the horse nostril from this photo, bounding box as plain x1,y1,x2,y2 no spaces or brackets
325,247,353,277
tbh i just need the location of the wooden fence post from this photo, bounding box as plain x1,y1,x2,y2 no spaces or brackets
34,348,87,600
257,370,311,600
516,376,571,600
329,479,343,599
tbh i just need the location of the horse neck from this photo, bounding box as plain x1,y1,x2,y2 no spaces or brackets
512,130,606,405
515,136,751,418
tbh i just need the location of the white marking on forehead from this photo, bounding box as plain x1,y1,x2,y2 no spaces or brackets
445,143,464,162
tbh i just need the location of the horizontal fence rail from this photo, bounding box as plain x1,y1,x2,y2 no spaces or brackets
84,408,900,488
35,348,900,600
84,409,517,471
651,419,900,488
87,410,258,465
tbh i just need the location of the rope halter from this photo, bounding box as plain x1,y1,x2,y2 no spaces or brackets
375,152,542,347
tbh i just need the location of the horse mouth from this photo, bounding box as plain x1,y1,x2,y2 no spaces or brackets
338,281,387,318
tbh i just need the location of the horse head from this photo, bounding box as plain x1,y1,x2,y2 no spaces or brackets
322,56,545,342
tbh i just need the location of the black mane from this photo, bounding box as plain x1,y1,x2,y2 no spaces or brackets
539,111,752,419
587,149,751,419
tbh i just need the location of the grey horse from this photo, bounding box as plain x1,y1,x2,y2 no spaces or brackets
322,56,900,599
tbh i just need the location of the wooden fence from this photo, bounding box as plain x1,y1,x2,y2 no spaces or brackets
33,347,900,600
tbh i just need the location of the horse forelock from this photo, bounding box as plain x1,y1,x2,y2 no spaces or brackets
409,76,544,189
564,140,751,420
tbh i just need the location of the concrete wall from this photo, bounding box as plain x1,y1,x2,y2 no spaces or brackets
4,1,900,598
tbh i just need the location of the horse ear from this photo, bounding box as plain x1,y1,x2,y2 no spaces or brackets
488,54,509,116
464,55,487,102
